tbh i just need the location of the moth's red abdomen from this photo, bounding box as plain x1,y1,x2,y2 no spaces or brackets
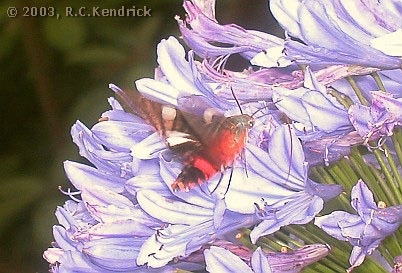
208,128,248,167
171,121,250,191
171,156,218,191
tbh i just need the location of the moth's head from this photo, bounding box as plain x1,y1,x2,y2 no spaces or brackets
227,114,254,132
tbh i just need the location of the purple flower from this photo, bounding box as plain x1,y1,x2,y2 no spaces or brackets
177,0,286,67
272,66,402,165
272,67,363,165
270,0,402,69
245,125,342,242
393,255,402,273
273,67,352,136
121,37,340,265
315,180,402,271
204,244,330,273
349,91,402,143
44,35,344,271
42,0,402,272
178,0,402,69
42,199,158,272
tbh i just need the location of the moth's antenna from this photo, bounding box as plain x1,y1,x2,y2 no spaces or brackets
250,103,273,119
230,87,244,115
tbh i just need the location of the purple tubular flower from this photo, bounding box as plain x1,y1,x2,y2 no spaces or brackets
349,91,402,142
315,181,402,271
44,35,345,271
272,67,363,165
273,67,352,135
43,95,171,271
43,199,156,272
270,0,402,69
177,0,287,67
245,125,342,243
204,244,330,273
393,255,402,273
124,37,338,266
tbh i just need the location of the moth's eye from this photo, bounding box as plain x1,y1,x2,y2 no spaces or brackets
248,120,254,127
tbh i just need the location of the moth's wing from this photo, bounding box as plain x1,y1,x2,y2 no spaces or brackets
114,88,192,135
115,89,205,161
165,131,203,160
177,95,228,145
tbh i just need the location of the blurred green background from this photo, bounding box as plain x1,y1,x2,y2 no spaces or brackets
0,1,278,272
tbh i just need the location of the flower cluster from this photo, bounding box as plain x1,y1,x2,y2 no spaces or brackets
44,0,402,272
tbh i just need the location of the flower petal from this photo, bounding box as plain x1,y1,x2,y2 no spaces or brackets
204,246,254,273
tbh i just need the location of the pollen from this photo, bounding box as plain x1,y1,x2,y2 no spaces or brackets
98,117,109,122
377,201,387,208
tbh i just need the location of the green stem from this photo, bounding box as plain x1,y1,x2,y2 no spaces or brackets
382,233,402,259
314,166,336,184
346,76,368,105
301,263,336,273
382,143,402,204
338,158,359,183
235,230,257,251
370,72,387,92
391,132,402,178
349,150,388,202
327,164,354,189
359,257,389,273
368,164,392,204
327,88,353,108
305,259,343,273
395,228,402,254
274,230,303,248
378,244,395,266
312,167,351,211
372,148,400,205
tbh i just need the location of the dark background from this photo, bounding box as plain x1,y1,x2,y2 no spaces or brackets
0,1,279,272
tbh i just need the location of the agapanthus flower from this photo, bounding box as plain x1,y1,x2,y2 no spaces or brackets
315,181,402,272
204,244,330,273
272,66,402,165
393,255,402,273
178,0,402,70
269,0,402,69
177,0,288,67
44,0,402,272
44,35,341,272
349,91,402,144
118,37,341,263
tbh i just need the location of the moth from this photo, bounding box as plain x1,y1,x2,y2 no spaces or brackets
114,87,253,191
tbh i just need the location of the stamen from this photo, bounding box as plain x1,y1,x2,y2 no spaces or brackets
58,186,82,202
